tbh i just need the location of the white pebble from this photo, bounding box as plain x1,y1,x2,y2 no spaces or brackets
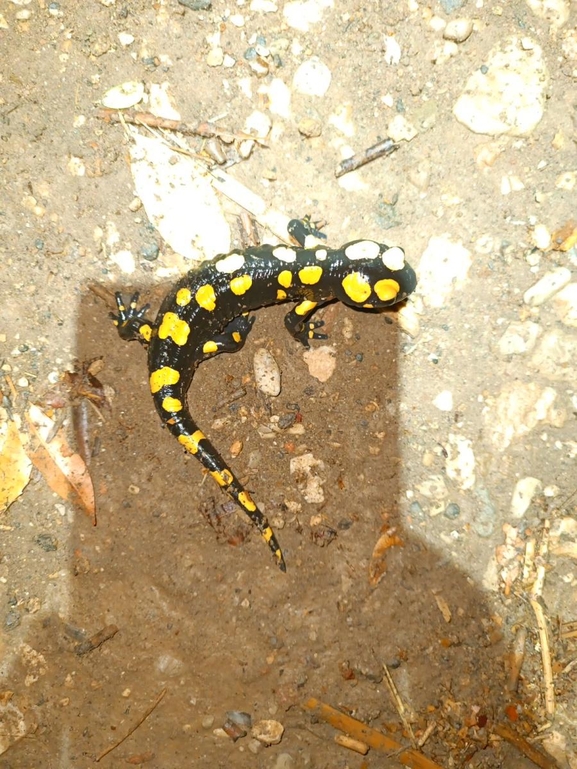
511,477,541,518
531,223,551,250
15,9,31,19
443,18,474,43
101,81,144,109
387,114,418,142
523,267,572,306
433,390,453,412
206,47,224,67
445,434,476,491
555,171,576,191
290,453,325,504
253,348,281,396
383,35,401,65
292,57,331,97
453,36,549,136
117,32,134,46
500,174,525,194
283,0,331,32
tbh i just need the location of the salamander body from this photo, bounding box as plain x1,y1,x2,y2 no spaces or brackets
112,221,417,571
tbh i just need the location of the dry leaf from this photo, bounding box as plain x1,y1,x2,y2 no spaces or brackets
0,419,32,514
27,405,96,523
368,529,404,586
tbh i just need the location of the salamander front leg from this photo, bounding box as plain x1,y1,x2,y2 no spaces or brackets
284,300,329,348
110,292,152,345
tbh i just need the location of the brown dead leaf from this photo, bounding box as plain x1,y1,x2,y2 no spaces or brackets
0,419,32,514
27,404,96,523
368,528,404,586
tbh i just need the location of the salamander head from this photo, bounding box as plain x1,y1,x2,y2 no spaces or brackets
334,241,417,309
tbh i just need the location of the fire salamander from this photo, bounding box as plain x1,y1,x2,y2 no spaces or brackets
112,219,417,572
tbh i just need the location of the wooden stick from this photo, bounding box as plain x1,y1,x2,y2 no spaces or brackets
507,625,527,692
492,723,561,769
96,688,167,762
303,698,444,769
530,598,555,716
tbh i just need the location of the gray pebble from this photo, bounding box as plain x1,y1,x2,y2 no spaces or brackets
5,610,21,630
35,533,58,551
141,243,160,261
439,0,467,12
444,503,461,520
178,0,211,8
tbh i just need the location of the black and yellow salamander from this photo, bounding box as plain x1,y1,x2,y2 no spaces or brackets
112,219,417,572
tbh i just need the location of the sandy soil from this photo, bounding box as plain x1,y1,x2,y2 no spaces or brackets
1,1,576,767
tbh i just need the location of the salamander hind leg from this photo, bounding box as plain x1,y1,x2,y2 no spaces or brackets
169,413,287,571
199,314,255,359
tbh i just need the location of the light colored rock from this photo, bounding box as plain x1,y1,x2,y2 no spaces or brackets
302,345,336,382
418,236,472,308
552,283,577,327
206,47,224,67
290,453,325,504
525,0,570,30
293,57,331,96
486,382,562,450
445,434,476,490
433,390,453,411
149,82,181,121
496,321,542,355
251,719,284,745
523,267,571,306
283,0,333,33
511,477,541,518
531,223,552,250
443,18,473,43
555,170,576,190
453,36,549,136
101,81,144,109
253,348,281,396
531,331,577,382
387,114,418,142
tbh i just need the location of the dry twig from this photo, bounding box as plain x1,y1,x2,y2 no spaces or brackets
303,697,444,769
383,662,417,747
492,723,561,769
96,688,167,762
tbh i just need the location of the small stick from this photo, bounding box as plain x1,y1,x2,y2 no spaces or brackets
492,723,561,769
530,598,555,716
507,625,527,692
335,137,398,177
75,624,118,656
96,688,167,762
303,698,444,769
382,662,417,747
95,108,265,144
334,734,369,754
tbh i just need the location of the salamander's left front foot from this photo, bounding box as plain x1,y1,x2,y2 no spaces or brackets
292,319,328,348
110,292,152,343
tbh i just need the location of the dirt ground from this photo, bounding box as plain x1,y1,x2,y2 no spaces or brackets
1,0,576,767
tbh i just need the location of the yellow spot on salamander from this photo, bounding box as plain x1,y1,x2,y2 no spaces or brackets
178,430,206,455
203,340,219,354
342,272,371,303
238,490,256,512
374,278,400,302
211,468,234,487
298,265,323,285
176,287,192,306
278,270,293,289
196,283,217,312
345,240,381,260
262,526,273,543
232,331,242,344
150,366,180,393
276,289,287,301
295,300,318,316
162,396,183,412
230,274,253,296
139,324,152,342
158,312,191,346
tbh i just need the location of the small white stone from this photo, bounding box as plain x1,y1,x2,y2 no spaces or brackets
253,348,281,396
283,0,332,33
429,15,447,32
433,390,453,412
0,14,8,29
67,156,86,177
117,32,134,46
293,57,331,97
206,47,224,67
258,78,291,118
500,174,525,194
15,9,31,19
445,434,476,491
523,267,572,306
531,223,551,250
443,18,474,43
383,35,401,65
302,345,336,383
109,249,136,274
511,477,541,518
290,453,325,504
223,54,236,68
244,110,272,139
101,81,144,109
387,114,418,142
229,13,244,26
149,82,181,121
